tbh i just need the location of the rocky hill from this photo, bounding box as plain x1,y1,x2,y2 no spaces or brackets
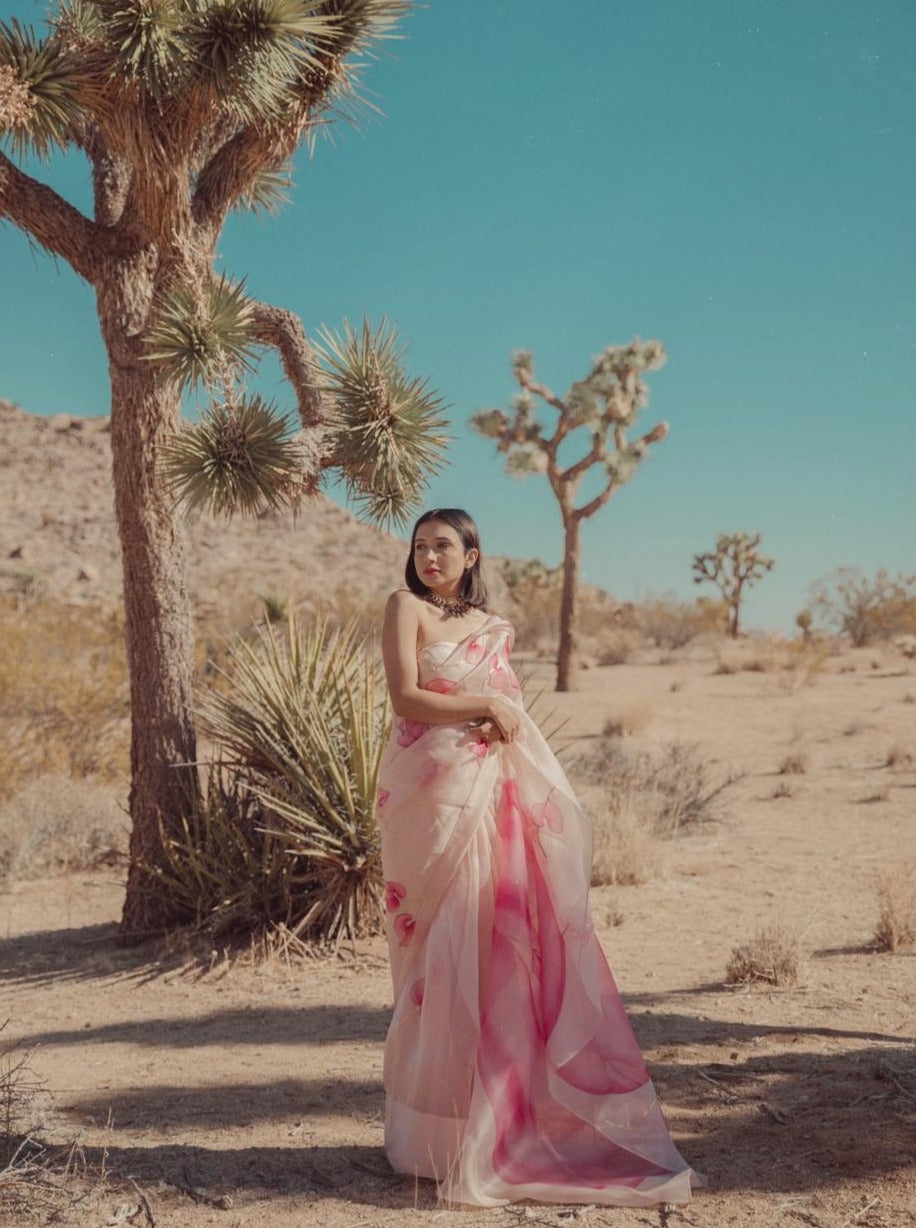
0,399,428,622
0,400,535,627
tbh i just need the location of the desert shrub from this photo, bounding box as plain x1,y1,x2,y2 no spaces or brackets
811,567,916,647
497,558,562,652
634,594,728,649
568,740,734,891
0,597,130,801
873,868,916,951
0,1028,62,1221
885,743,913,768
602,701,652,738
725,925,800,986
0,774,127,879
584,786,659,887
149,614,389,948
771,779,799,800
596,631,640,667
778,751,809,776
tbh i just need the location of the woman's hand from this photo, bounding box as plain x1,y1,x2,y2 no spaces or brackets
486,695,522,743
469,716,502,745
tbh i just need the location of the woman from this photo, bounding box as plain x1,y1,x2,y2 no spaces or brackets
377,508,699,1208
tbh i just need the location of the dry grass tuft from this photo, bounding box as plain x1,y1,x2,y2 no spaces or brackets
713,656,739,675
903,692,916,705
0,597,130,802
859,786,891,804
596,632,639,667
0,1027,58,1219
725,924,800,986
778,751,809,776
771,779,799,799
602,701,653,739
873,868,916,951
586,789,659,887
569,740,737,888
884,742,914,768
0,774,127,880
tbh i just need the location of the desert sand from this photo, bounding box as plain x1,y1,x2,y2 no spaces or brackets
2,637,915,1228
1,401,914,1226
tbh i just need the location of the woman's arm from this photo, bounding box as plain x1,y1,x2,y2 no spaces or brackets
381,590,515,731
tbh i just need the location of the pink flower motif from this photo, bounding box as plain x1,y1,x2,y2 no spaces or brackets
529,798,564,834
394,912,416,946
376,787,391,809
409,977,425,1007
486,654,509,690
470,737,489,759
465,637,485,666
396,718,429,747
425,677,456,694
385,881,406,912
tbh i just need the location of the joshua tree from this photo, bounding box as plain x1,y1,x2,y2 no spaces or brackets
472,340,669,691
691,532,774,639
0,1,447,936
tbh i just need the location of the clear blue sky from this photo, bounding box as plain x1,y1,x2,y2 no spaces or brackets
2,1,914,632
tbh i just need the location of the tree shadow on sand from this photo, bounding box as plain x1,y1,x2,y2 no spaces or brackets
0,920,389,991
66,1076,384,1132
19,1004,390,1051
45,1024,916,1209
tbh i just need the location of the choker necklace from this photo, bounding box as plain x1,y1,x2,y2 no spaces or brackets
423,589,474,619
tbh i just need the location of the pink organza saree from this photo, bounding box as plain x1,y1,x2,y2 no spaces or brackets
377,613,699,1208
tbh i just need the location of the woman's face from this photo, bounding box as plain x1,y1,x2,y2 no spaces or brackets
413,519,477,593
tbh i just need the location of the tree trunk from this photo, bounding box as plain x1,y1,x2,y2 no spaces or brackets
98,261,201,938
729,581,742,638
556,516,581,692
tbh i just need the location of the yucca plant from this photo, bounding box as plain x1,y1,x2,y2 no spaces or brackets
190,611,390,945
0,0,440,935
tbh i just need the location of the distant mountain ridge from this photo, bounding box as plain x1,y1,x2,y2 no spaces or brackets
0,400,621,632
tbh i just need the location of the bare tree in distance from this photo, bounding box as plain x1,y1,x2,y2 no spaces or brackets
691,532,775,639
471,340,670,691
810,567,916,647
0,0,448,937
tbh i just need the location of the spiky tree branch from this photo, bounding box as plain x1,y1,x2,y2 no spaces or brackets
249,299,329,428
0,149,105,280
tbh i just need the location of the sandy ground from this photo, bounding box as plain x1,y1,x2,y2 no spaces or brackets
2,641,915,1228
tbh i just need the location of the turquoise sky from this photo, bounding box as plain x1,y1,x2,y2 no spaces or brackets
2,1,914,632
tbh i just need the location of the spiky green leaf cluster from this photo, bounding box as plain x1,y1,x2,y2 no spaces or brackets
189,0,329,122
565,380,603,429
91,0,191,99
505,442,549,478
318,316,450,529
162,394,303,517
0,18,99,157
470,408,509,440
145,275,258,388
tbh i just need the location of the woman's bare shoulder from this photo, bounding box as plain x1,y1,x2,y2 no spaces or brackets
386,587,422,610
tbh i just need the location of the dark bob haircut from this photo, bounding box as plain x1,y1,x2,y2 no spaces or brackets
404,508,489,611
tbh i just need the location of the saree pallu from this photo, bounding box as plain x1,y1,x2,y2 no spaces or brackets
377,614,699,1208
